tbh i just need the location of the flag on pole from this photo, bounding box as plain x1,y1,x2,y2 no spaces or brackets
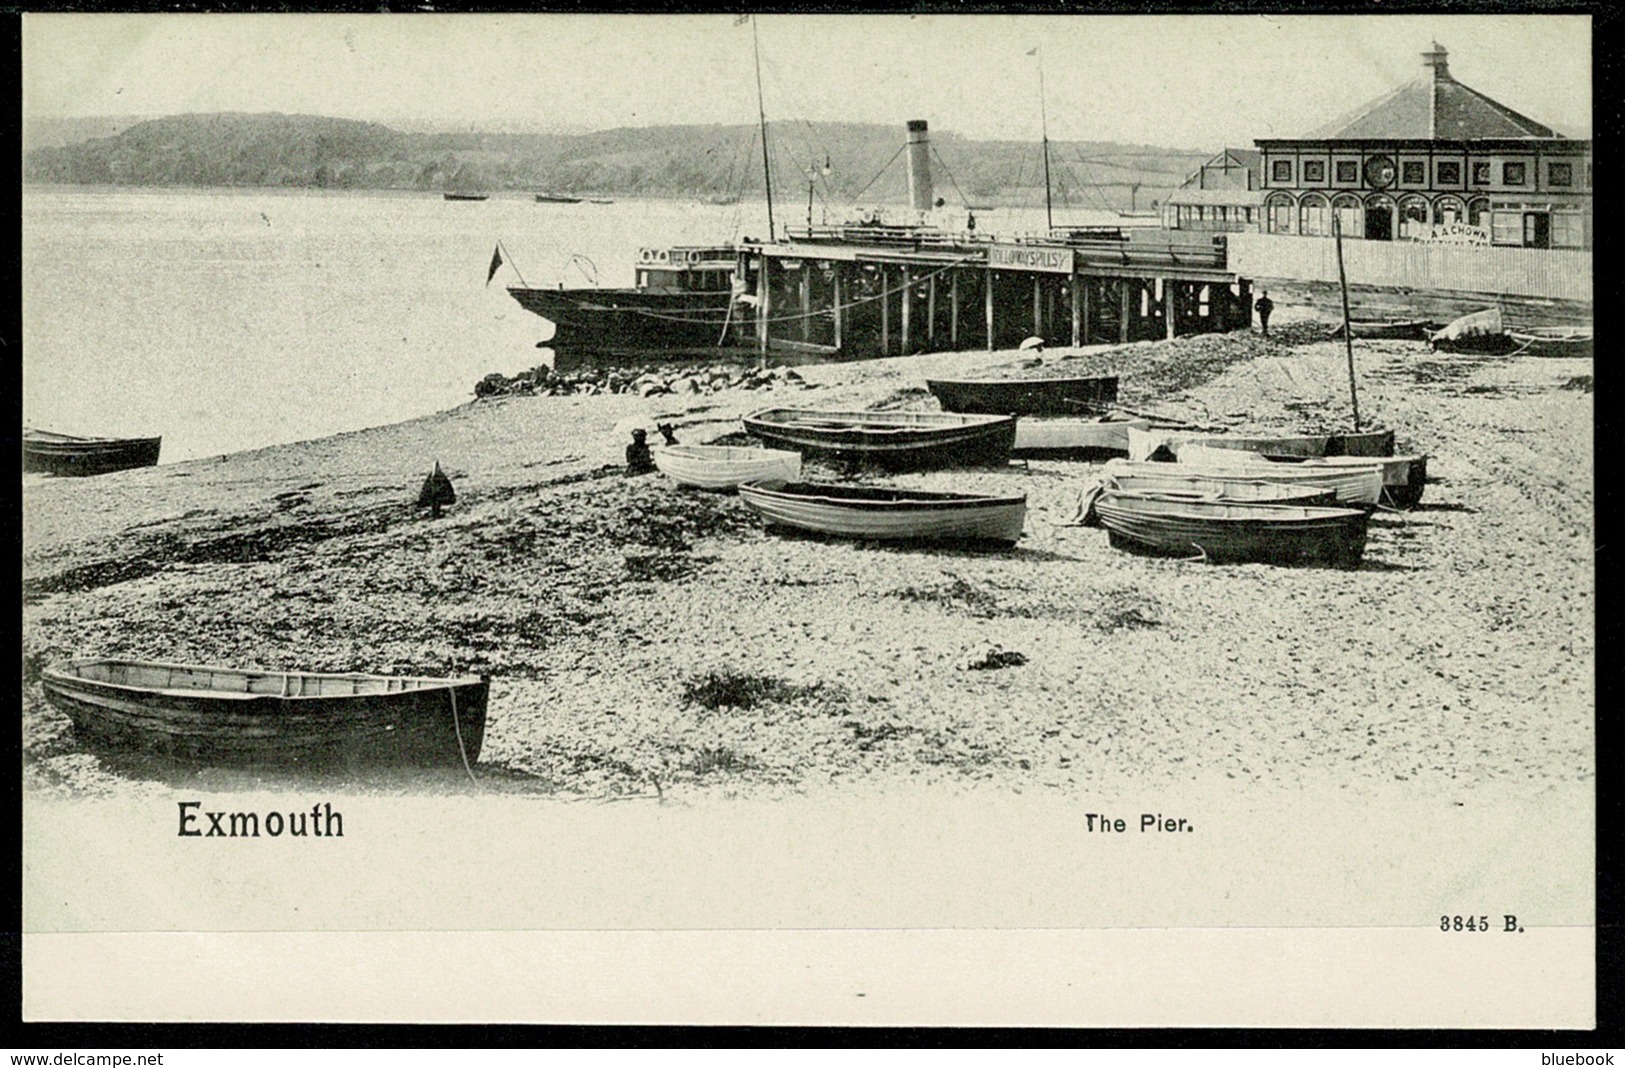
486,244,504,285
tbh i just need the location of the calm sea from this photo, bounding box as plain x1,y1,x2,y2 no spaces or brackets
22,186,1107,463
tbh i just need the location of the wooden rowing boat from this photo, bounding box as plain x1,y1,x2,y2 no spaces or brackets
443,192,489,201
1330,318,1432,341
737,479,1026,546
1011,416,1151,458
1507,326,1592,359
1107,456,1384,505
653,443,801,490
926,374,1119,416
1127,426,1395,461
40,658,488,768
1093,491,1370,568
1101,472,1338,505
742,407,1017,470
23,430,162,477
1430,306,1516,355
1258,454,1429,508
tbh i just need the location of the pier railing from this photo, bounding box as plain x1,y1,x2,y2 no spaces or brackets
780,224,1227,271
1226,233,1592,303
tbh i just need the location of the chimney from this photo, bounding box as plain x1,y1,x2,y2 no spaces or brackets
1422,41,1450,81
905,119,934,214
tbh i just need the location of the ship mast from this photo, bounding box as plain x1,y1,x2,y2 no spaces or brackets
1035,44,1054,233
751,16,776,241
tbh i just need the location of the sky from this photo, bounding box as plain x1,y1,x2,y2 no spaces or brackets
21,12,1592,149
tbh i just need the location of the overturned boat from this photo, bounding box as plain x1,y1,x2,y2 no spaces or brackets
743,407,1017,470
926,373,1119,416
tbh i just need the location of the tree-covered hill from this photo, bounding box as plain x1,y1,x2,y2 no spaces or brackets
24,111,1215,212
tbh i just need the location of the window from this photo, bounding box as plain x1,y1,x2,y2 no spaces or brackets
1491,211,1522,245
1332,194,1361,237
1468,197,1490,227
1434,197,1465,226
1551,211,1585,248
1272,160,1293,183
1402,161,1426,184
1472,161,1492,185
1299,195,1329,236
1266,193,1295,234
1303,160,1326,182
1549,162,1573,187
1336,160,1358,183
1503,162,1527,185
1399,196,1430,240
1437,161,1461,185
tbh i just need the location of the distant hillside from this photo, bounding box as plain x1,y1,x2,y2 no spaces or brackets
24,111,1214,212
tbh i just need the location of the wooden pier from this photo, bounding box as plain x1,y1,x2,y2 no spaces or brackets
742,225,1253,358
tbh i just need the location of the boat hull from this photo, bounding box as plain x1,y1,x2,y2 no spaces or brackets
1012,417,1150,458
1094,492,1369,568
40,659,488,768
1104,473,1337,505
1265,454,1429,508
1106,457,1384,505
927,375,1119,416
653,444,801,490
509,286,734,349
743,408,1017,470
1331,319,1431,340
23,433,162,477
1508,329,1592,359
1127,426,1394,461
738,480,1026,546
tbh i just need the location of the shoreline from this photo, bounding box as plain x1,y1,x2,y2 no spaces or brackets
23,327,1594,803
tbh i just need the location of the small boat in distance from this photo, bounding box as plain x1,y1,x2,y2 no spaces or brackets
40,657,489,768
534,192,584,204
653,444,801,490
443,192,490,201
743,407,1017,470
23,429,162,477
927,374,1119,416
738,480,1026,547
1508,325,1593,359
1330,319,1433,341
1093,491,1370,568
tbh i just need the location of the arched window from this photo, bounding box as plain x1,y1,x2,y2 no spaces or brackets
1298,193,1329,237
1433,195,1466,228
1398,195,1431,240
1266,193,1296,235
1467,197,1490,228
1331,194,1362,238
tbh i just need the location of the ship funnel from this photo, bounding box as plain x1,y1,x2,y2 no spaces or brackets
905,119,934,214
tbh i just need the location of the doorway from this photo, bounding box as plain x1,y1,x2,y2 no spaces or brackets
1523,212,1551,249
1365,206,1393,241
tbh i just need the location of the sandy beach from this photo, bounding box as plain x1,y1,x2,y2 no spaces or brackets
22,324,1593,803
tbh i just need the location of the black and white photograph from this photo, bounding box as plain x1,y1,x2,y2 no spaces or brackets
19,10,1594,1028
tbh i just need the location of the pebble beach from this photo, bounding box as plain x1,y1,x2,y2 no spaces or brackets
21,323,1594,803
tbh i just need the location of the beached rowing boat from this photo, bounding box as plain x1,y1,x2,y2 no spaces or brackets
1257,454,1429,508
1127,426,1395,461
743,408,1017,470
1507,326,1593,359
653,444,801,490
23,430,162,477
1106,456,1384,505
926,374,1119,415
40,658,488,768
1330,319,1432,341
1011,416,1150,458
737,479,1026,546
1093,490,1370,568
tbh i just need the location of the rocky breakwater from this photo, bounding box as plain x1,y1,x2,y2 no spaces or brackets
474,362,819,400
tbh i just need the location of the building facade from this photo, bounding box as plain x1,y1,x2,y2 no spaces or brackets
1163,148,1263,233
1254,45,1591,249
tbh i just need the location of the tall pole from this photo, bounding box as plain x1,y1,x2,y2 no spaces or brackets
752,16,775,243
1332,212,1362,432
1035,46,1054,234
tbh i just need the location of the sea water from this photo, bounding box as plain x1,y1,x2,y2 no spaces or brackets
22,186,1109,463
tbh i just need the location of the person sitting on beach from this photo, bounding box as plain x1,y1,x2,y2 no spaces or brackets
625,428,655,475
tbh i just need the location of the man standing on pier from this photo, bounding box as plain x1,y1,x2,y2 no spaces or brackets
1255,291,1275,338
